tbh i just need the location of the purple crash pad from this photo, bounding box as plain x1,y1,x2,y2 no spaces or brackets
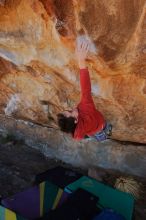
1,181,70,220
1,186,40,219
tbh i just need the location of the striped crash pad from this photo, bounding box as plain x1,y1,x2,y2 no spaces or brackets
0,205,27,220
1,181,69,220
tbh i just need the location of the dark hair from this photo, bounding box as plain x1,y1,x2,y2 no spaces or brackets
57,113,77,134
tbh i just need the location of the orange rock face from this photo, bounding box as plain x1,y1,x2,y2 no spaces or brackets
0,0,146,143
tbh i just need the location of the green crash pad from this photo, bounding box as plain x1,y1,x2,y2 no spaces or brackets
65,176,134,220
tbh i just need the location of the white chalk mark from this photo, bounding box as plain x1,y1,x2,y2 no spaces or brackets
5,94,20,116
76,35,98,54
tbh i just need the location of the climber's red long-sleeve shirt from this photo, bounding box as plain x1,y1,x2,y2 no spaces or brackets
73,68,106,140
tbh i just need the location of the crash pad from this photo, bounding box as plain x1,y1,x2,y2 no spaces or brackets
1,181,69,219
0,205,27,220
35,166,82,188
65,176,134,220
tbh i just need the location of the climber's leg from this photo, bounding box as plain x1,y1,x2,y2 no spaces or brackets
84,123,112,142
104,123,112,137
93,123,112,142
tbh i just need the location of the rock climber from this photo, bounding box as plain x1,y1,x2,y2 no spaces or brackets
57,39,112,141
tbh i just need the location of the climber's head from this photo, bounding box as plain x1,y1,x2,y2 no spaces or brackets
57,108,78,134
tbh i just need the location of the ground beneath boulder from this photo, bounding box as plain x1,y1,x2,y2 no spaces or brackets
0,135,145,220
